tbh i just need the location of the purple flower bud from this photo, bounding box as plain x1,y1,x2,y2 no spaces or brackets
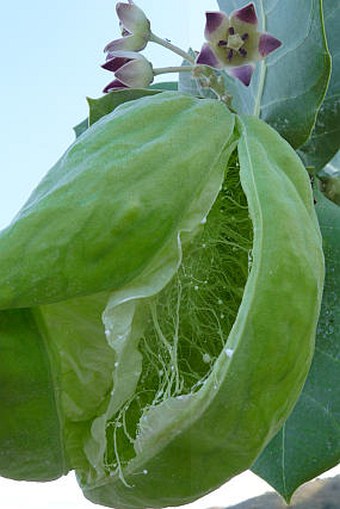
104,34,148,53
196,3,282,86
104,1,150,54
102,56,131,72
103,79,129,93
102,51,154,92
116,2,150,35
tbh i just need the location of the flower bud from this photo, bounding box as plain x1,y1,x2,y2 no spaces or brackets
102,51,154,91
104,1,151,53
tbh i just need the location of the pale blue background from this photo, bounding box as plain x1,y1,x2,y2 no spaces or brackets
0,0,216,229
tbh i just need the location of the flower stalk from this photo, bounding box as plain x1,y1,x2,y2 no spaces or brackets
153,65,194,77
149,32,196,64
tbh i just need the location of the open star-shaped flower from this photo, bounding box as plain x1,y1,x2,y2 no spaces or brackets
196,3,282,86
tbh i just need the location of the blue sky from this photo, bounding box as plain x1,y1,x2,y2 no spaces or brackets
0,0,215,229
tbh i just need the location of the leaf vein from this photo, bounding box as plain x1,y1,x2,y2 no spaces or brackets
315,345,340,363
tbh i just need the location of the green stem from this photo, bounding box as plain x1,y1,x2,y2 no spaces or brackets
149,32,195,64
153,65,194,76
193,65,236,112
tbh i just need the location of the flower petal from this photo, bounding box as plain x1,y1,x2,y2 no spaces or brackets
119,21,131,37
102,56,131,72
229,64,254,86
115,59,154,88
104,49,149,61
196,43,224,69
103,79,129,93
204,12,229,42
116,2,150,35
233,3,257,25
259,33,282,56
104,34,147,53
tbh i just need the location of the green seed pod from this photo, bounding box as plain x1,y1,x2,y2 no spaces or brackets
0,94,324,507
0,92,236,483
75,116,324,508
0,92,235,309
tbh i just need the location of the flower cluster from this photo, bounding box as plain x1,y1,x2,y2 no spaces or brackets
196,3,281,86
102,1,154,91
101,1,282,93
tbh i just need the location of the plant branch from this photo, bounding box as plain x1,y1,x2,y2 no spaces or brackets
149,32,195,64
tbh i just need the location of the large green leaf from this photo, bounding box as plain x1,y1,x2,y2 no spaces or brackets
0,308,67,480
252,189,340,501
299,0,340,172
217,0,331,148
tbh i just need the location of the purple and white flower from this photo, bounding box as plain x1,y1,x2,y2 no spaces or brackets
102,51,154,92
104,1,150,53
196,3,282,86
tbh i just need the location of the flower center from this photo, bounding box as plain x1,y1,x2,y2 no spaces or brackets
227,33,244,51
218,28,249,61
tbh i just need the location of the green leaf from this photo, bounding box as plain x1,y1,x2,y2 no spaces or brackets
149,82,178,91
217,0,331,148
252,189,340,501
0,92,235,309
78,117,324,509
299,1,340,172
318,150,340,206
73,89,163,139
87,88,162,125
0,308,67,480
319,149,340,178
73,118,89,139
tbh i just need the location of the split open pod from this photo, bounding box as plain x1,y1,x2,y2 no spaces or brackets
0,93,324,508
